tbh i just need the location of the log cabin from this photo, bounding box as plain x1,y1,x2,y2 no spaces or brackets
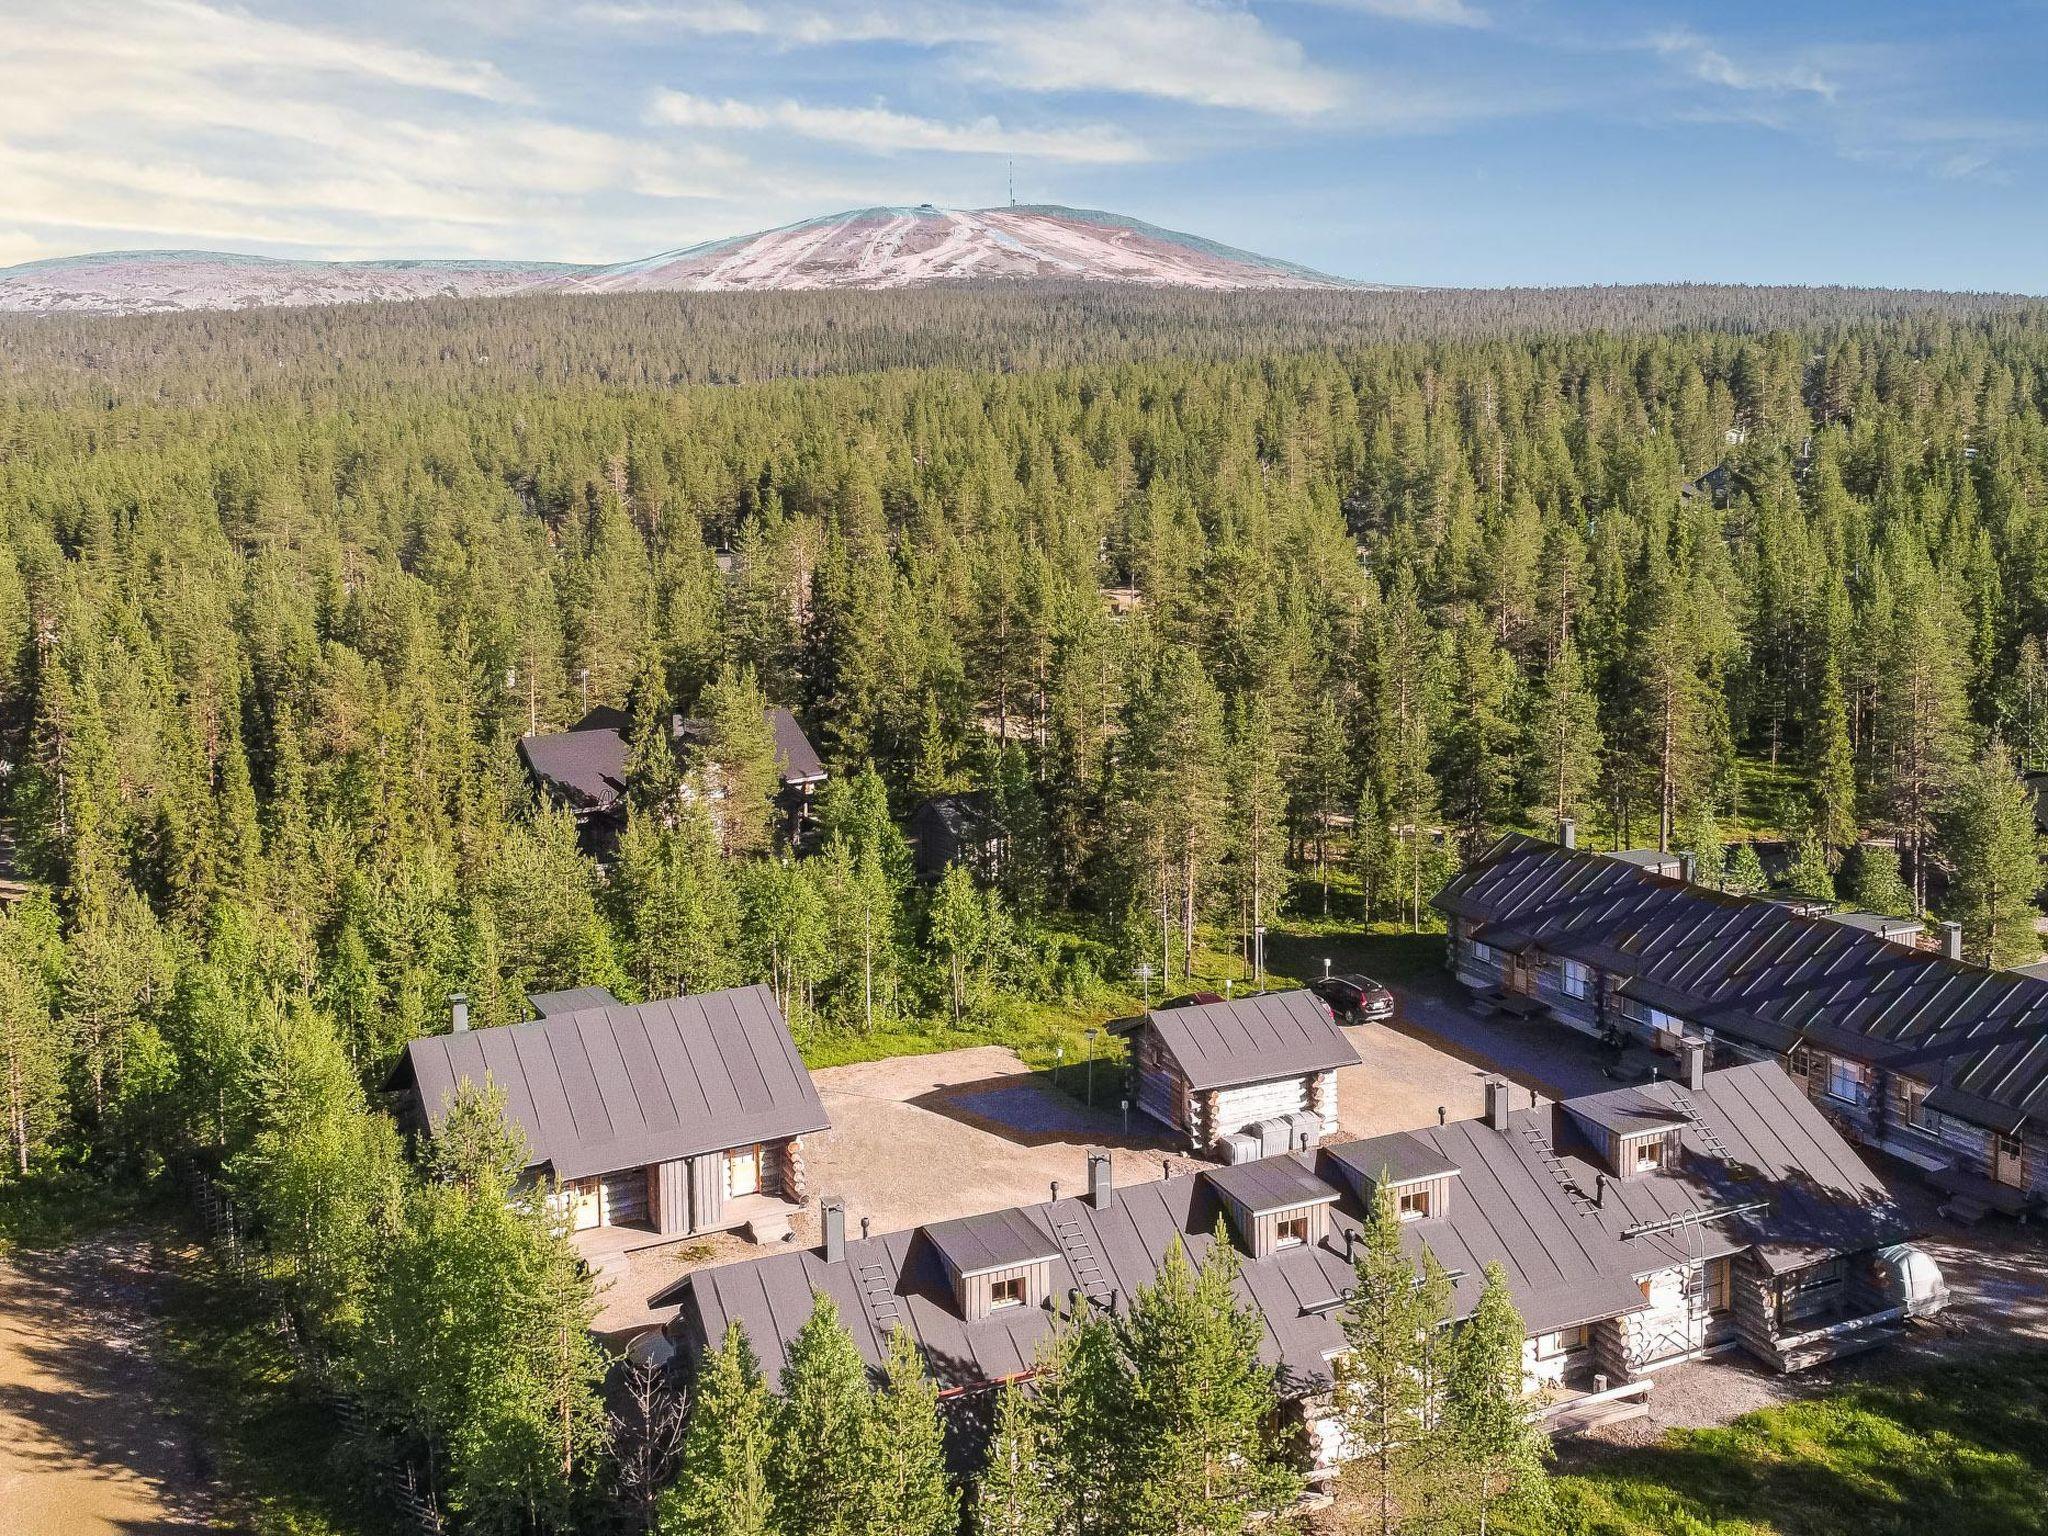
1435,828,2048,1221
387,983,828,1246
668,1055,1930,1470
1108,989,1360,1153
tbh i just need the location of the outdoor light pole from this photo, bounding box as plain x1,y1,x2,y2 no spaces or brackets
1055,1043,1065,1093
1255,924,1266,990
1323,957,1332,981
1085,1027,1099,1106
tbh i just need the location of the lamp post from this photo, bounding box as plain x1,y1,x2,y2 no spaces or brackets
1323,957,1332,981
1085,1027,1100,1106
1055,1043,1065,1094
1136,962,1154,1006
1254,924,1267,990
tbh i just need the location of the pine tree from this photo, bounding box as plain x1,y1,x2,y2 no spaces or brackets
1808,650,1859,856
1724,841,1769,897
692,664,780,858
1847,843,1912,918
770,1294,874,1536
1939,740,2043,966
1113,1228,1300,1534
1441,1263,1551,1535
1529,630,1602,837
661,1323,775,1536
0,895,67,1178
1337,1181,1451,1536
1784,831,1836,903
929,863,985,1026
972,1382,1060,1536
862,1326,959,1536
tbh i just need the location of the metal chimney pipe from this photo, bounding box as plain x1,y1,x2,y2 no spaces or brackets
450,992,469,1032
1684,1038,1707,1091
1941,921,1963,962
1678,852,1697,885
1559,817,1577,850
1485,1080,1513,1133
1088,1151,1113,1210
821,1196,845,1264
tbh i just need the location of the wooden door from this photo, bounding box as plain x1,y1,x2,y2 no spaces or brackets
564,1177,601,1232
1994,1133,2024,1188
727,1144,761,1198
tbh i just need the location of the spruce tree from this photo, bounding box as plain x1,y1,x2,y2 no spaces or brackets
862,1326,959,1536
770,1294,874,1536
1113,1228,1300,1534
1724,840,1769,897
973,1381,1060,1536
1337,1181,1449,1536
661,1323,775,1536
1939,740,2044,967
1847,843,1912,918
1441,1263,1552,1536
1784,831,1836,903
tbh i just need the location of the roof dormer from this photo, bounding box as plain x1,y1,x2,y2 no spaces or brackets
1564,1091,1687,1179
1326,1131,1461,1222
924,1208,1059,1321
1204,1160,1340,1259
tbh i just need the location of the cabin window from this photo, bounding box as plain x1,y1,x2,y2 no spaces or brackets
1397,1187,1433,1222
1470,940,1496,965
1631,1137,1665,1173
1561,959,1592,999
1825,1058,1869,1106
1788,1048,1811,1079
1537,1324,1591,1358
1644,1007,1685,1050
1890,1077,1935,1131
1274,1213,1310,1249
990,1274,1027,1311
1691,1258,1732,1314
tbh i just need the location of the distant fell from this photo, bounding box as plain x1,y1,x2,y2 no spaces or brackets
0,205,1360,316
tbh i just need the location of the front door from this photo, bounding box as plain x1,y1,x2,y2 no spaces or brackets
565,1177,601,1231
1994,1133,2025,1188
728,1144,761,1198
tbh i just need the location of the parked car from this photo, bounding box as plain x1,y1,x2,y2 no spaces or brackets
1159,990,1225,1009
1310,973,1394,1023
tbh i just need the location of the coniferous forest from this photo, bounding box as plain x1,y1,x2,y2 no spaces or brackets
3,284,2048,1531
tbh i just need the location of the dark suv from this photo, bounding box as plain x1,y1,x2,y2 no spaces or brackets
1310,973,1395,1024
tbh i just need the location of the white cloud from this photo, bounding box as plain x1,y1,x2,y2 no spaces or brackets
586,0,1351,118
1312,0,1489,29
650,92,1152,161
1651,29,1837,102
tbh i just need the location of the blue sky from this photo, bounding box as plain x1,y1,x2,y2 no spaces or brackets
4,0,2045,288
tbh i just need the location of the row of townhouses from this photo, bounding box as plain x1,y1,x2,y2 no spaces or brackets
380,833,1971,1476
1435,829,2048,1219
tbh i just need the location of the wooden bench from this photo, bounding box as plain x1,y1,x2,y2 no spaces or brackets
1479,988,1550,1021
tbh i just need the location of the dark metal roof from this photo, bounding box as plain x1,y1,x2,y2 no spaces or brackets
1327,1131,1461,1189
766,706,827,784
1564,1085,1693,1139
528,985,623,1019
522,706,827,811
1204,1157,1340,1214
391,983,828,1180
669,1061,1898,1394
925,1208,1060,1277
1122,989,1360,1092
518,723,629,813
1435,833,2048,1129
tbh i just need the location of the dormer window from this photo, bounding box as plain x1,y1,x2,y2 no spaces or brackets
1632,1138,1665,1173
1205,1160,1341,1260
924,1209,1059,1321
1326,1131,1460,1222
1398,1186,1434,1221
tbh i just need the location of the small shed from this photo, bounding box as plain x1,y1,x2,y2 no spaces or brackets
1109,989,1360,1151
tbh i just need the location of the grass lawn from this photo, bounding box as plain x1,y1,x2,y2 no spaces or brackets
1516,1353,2048,1536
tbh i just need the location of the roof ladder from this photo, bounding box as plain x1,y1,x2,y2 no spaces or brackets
1665,1088,1737,1163
1050,1214,1115,1307
854,1259,903,1334
1517,1122,1597,1212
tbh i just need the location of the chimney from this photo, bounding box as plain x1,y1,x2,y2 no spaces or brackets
1484,1079,1513,1132
1559,817,1577,851
1941,921,1963,962
450,992,469,1033
1683,1036,1707,1091
1678,852,1697,885
1088,1151,1113,1210
821,1196,845,1264
1593,1172,1607,1208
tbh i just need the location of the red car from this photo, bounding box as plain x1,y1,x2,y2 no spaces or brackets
1159,990,1226,1009
1310,973,1395,1024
